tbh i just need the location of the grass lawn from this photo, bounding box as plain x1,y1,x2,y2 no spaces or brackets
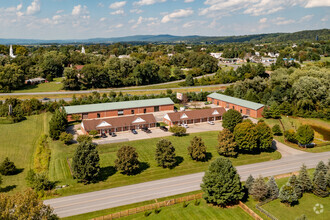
0,113,50,193
264,117,330,153
12,77,63,93
49,131,281,197
121,200,252,220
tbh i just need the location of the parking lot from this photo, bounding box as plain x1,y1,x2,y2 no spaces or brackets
93,121,223,145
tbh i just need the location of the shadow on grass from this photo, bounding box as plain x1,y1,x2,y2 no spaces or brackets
0,185,16,193
169,156,184,169
204,152,212,162
97,166,117,182
133,162,150,175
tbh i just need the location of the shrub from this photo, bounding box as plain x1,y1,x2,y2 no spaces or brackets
25,169,55,192
0,157,17,175
272,124,282,136
284,129,297,143
89,130,99,138
296,125,314,146
169,125,186,136
34,135,51,173
144,211,151,217
77,134,92,143
59,132,73,145
194,199,200,206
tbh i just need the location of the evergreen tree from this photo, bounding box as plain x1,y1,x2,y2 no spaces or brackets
272,124,282,136
313,161,328,182
0,174,2,186
185,74,194,86
0,157,17,175
245,175,254,194
256,122,273,151
216,128,237,157
262,106,272,118
250,176,269,202
233,121,258,153
49,109,68,140
187,136,207,161
201,157,244,206
289,174,303,199
313,170,329,197
270,104,281,119
326,169,330,188
267,176,279,199
72,142,100,182
295,125,314,146
222,109,243,132
155,139,176,168
279,183,298,206
115,146,140,175
298,164,313,192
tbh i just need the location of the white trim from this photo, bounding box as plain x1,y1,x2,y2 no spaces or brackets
132,117,146,123
212,110,219,115
164,114,171,121
180,113,188,119
96,121,112,128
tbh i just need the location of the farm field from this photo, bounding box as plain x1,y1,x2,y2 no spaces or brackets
12,77,63,93
50,130,281,197
0,113,50,193
264,117,330,153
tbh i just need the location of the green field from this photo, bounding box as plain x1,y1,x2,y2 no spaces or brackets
13,77,63,93
121,200,252,220
264,117,330,153
50,130,281,197
0,113,50,193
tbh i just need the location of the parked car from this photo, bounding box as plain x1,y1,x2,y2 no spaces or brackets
208,121,215,125
101,133,107,138
42,97,50,101
160,126,168,132
131,129,138,134
142,127,152,133
111,132,117,137
181,124,189,128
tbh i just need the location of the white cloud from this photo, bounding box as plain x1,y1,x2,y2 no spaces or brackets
259,17,267,23
321,15,328,22
72,5,88,16
131,16,158,28
111,9,124,15
98,3,105,7
56,10,64,14
305,0,330,8
128,19,135,23
184,0,194,2
16,4,23,11
109,1,127,9
161,9,194,23
130,9,143,14
299,14,314,22
133,0,166,6
99,17,106,22
26,0,40,15
273,17,295,25
114,23,123,28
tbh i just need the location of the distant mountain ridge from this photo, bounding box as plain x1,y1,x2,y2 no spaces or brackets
0,29,329,45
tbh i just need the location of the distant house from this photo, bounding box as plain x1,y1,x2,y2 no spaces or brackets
118,55,130,59
210,52,223,59
207,93,264,118
74,65,85,71
25,77,46,85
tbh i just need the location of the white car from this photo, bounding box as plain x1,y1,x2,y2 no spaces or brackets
208,121,215,125
181,124,189,128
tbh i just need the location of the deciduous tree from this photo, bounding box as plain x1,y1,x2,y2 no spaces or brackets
115,146,140,175
216,128,237,157
222,109,243,132
49,109,68,140
155,139,176,168
272,124,282,136
295,125,314,146
72,142,100,182
256,122,273,151
233,121,258,153
187,136,207,161
169,125,186,136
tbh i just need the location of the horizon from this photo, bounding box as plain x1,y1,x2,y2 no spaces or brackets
0,1,329,40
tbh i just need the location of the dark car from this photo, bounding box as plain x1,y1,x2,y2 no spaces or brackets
101,133,107,138
111,132,117,137
42,97,50,101
131,129,138,134
160,126,168,132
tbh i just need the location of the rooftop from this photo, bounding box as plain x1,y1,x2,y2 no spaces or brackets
165,107,226,122
64,97,174,115
207,93,264,110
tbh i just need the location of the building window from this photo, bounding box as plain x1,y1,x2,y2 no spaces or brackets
217,101,219,105
154,106,159,112
226,103,229,108
97,113,100,118
118,110,124,116
246,109,250,115
82,113,88,119
131,109,135,114
144,108,147,114
240,109,242,113
232,106,235,110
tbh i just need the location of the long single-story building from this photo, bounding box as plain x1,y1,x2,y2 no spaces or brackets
64,98,174,121
163,107,226,126
207,93,264,118
81,114,157,134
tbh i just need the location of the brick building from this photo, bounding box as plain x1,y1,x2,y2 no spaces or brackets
81,114,157,134
207,93,264,118
163,107,226,126
64,98,174,121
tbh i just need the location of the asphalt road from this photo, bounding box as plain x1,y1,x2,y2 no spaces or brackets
44,145,330,218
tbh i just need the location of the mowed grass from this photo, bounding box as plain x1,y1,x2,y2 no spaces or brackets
12,77,63,93
0,113,50,193
121,200,252,220
50,131,281,197
264,117,330,153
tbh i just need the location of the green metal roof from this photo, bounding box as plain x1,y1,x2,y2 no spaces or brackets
207,93,264,110
64,97,174,114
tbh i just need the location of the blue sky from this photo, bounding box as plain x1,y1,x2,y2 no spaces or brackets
0,0,329,39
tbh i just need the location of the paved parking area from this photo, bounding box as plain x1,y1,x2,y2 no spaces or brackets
93,121,223,145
